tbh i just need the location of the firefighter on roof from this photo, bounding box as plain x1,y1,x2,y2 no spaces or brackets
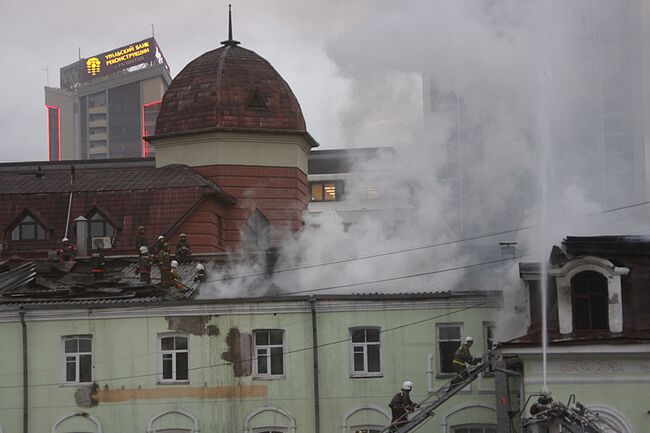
135,225,147,253
151,235,165,257
137,246,152,285
175,233,192,263
58,237,76,261
158,243,172,288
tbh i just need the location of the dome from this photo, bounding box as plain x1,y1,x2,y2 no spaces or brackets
155,43,307,137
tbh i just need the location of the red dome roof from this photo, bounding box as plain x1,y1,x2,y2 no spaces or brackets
155,44,307,136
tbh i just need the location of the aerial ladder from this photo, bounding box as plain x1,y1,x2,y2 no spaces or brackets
381,359,493,433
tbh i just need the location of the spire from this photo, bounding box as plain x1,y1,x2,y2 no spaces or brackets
221,4,241,46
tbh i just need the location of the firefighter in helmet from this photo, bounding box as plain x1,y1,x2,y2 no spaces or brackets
449,336,481,389
389,380,417,432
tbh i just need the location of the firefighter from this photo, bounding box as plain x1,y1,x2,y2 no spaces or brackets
151,235,165,257
137,246,152,285
158,243,172,288
58,237,76,261
175,233,192,263
389,380,417,432
194,263,206,282
449,336,481,389
530,387,554,415
89,246,105,279
135,225,147,254
170,260,184,290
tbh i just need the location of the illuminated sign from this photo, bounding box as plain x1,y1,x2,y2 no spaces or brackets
80,38,168,83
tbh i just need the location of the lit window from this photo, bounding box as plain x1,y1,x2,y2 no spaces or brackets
62,336,93,384
350,327,382,377
158,334,189,382
11,214,46,241
310,181,344,202
254,330,284,378
437,324,462,375
88,211,115,239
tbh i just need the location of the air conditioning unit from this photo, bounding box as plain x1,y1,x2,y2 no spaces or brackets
91,237,112,250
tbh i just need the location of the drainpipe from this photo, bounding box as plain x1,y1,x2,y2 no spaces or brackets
19,309,28,433
309,296,321,433
64,192,73,239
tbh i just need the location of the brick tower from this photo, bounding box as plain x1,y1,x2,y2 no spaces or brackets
146,23,318,251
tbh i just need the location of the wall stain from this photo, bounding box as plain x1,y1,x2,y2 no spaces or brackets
165,316,220,336
221,327,252,377
93,384,266,403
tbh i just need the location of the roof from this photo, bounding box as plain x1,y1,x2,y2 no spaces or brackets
0,163,223,194
564,235,650,255
502,330,650,347
154,44,311,140
0,164,235,256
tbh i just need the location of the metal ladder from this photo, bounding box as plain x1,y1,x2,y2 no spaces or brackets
382,361,492,433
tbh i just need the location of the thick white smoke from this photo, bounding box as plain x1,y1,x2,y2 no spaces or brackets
200,0,650,344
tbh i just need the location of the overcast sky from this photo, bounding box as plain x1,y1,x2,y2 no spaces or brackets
0,0,423,162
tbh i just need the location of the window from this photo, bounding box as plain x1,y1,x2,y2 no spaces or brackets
310,181,344,201
571,271,608,331
62,336,92,384
142,101,161,156
254,330,284,378
88,211,115,238
245,210,270,250
452,425,496,433
159,334,189,382
483,322,495,376
350,327,382,377
352,429,382,433
11,214,46,241
437,324,462,375
217,215,224,246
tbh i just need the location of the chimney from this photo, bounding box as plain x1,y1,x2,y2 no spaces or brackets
75,216,88,257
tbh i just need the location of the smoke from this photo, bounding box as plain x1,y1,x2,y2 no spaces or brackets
200,0,650,344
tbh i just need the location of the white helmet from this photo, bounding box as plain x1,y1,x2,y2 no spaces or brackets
171,260,178,268
465,336,474,344
402,380,413,391
158,235,165,241
62,237,69,242
139,246,148,254
195,263,205,271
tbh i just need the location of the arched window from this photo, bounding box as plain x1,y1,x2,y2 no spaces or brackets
10,213,46,241
571,271,609,331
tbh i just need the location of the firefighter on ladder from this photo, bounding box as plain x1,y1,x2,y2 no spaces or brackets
449,336,481,390
389,380,417,432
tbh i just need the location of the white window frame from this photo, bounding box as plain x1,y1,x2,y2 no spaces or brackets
349,327,382,377
157,333,190,384
61,335,93,385
436,323,463,376
253,329,285,379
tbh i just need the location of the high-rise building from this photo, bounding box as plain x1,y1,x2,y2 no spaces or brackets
44,37,172,160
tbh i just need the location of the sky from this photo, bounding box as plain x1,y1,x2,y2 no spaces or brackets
0,0,418,162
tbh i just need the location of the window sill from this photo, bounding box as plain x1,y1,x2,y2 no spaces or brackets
60,381,93,387
350,373,383,378
253,375,286,381
157,380,190,385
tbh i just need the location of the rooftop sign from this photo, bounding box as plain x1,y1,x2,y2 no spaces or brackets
78,37,168,84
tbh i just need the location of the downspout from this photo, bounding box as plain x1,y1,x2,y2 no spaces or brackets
309,296,320,433
64,191,73,239
19,309,28,433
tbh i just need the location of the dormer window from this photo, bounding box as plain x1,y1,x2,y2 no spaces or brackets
88,211,114,238
11,214,46,241
245,209,270,250
247,88,268,110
